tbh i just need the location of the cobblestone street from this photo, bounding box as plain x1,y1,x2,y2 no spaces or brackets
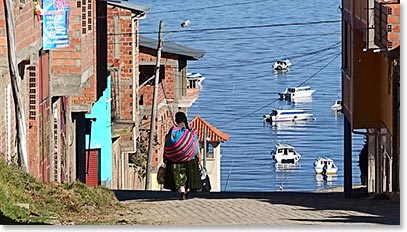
113,190,400,226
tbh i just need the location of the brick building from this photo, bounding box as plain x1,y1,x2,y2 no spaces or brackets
0,0,105,184
0,0,206,191
103,0,148,189
0,0,45,180
139,36,205,190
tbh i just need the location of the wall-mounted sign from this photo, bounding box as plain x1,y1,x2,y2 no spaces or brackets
42,0,70,50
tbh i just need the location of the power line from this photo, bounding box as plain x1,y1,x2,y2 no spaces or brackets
136,40,340,89
136,20,342,36
140,48,341,93
107,31,340,44
287,41,341,60
224,50,340,86
192,41,340,70
221,51,341,126
293,50,341,70
137,51,341,128
296,52,341,87
148,0,269,14
173,31,341,43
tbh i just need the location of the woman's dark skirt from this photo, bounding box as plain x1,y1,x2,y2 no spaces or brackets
164,158,201,191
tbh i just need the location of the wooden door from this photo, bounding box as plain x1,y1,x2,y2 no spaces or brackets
85,149,100,186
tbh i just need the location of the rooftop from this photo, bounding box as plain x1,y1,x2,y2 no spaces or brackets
190,116,230,143
139,36,206,60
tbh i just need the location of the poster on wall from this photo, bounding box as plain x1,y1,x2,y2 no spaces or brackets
42,0,70,50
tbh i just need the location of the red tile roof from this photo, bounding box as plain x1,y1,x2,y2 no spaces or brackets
190,116,230,143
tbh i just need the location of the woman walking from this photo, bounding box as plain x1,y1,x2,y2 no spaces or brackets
163,111,201,200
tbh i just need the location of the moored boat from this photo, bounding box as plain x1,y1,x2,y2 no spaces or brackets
314,157,338,175
331,100,342,112
263,109,313,122
273,59,292,71
271,143,301,164
278,86,316,100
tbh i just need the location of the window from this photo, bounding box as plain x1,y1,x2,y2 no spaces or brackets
87,0,92,31
188,79,198,88
206,145,214,159
387,8,392,15
387,24,392,32
139,65,165,86
387,41,393,49
79,0,92,35
28,66,37,120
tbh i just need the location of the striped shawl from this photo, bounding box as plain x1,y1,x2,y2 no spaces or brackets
164,125,199,163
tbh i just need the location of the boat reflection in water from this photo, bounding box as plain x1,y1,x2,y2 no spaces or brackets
274,163,301,172
266,120,311,129
288,96,313,107
315,174,338,187
274,163,302,191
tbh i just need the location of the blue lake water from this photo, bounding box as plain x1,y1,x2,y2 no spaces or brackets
134,0,365,192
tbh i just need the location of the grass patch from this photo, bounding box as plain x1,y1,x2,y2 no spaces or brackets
0,159,121,224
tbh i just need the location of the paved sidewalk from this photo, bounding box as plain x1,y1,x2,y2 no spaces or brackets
113,190,400,226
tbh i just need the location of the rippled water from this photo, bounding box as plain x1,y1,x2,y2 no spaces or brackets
135,0,365,192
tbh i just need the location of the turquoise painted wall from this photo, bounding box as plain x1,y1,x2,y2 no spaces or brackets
86,76,112,187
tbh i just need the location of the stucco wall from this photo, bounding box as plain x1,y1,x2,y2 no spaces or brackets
86,76,112,187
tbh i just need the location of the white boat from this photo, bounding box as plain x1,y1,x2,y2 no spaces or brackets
273,59,292,71
268,120,310,129
271,143,301,164
263,109,313,122
187,72,206,88
331,100,342,112
278,86,316,100
314,157,338,175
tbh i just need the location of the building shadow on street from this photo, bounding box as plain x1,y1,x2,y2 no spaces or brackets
113,187,400,225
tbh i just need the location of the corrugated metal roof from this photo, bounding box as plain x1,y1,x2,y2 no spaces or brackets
139,36,206,60
190,116,230,143
107,0,149,13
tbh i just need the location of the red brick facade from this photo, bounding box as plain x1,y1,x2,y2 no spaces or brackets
374,0,400,50
0,0,98,183
106,4,147,189
50,0,97,108
107,6,139,147
0,0,202,190
0,0,42,176
139,49,184,171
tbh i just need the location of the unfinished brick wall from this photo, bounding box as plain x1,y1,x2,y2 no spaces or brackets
0,0,11,158
374,1,400,49
0,73,17,162
0,0,7,57
139,49,182,172
15,3,42,51
50,0,97,108
107,6,137,121
26,65,41,178
0,0,40,55
139,50,178,106
0,0,42,173
107,6,143,152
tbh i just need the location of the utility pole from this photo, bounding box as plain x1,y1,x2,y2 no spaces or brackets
145,20,164,190
203,127,207,168
3,0,28,170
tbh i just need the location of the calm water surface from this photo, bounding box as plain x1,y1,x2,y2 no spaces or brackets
134,0,365,192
